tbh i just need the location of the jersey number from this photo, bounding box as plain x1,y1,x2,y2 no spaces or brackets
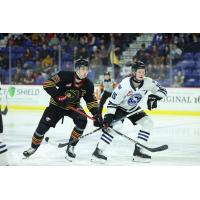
111,92,117,99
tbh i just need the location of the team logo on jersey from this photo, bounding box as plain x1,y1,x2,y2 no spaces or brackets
65,90,78,97
127,93,142,106
127,91,133,96
118,84,122,90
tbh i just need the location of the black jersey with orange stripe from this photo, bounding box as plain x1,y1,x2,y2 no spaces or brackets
43,71,99,115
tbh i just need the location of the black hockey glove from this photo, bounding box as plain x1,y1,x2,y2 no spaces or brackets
147,94,162,110
103,113,115,128
54,91,79,107
93,114,103,127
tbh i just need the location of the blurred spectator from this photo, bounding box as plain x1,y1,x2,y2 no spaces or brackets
90,48,102,81
148,44,160,65
110,47,121,81
24,48,32,61
163,34,170,44
60,37,67,47
39,34,48,46
12,67,24,84
161,44,170,65
135,43,149,64
79,36,87,49
31,34,41,46
40,44,50,59
113,34,123,49
49,34,60,46
72,46,79,60
47,33,56,41
51,45,59,64
23,69,34,84
173,71,184,87
79,47,89,59
16,58,23,68
87,33,96,46
7,35,15,47
0,53,7,69
33,50,41,62
35,72,45,84
15,34,25,46
159,64,169,81
100,44,109,66
41,55,53,69
147,64,159,80
190,34,200,53
171,43,182,64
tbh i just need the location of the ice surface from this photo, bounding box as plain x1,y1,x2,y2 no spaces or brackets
1,110,200,166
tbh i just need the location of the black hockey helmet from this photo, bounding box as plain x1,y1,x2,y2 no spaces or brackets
131,60,145,72
75,58,89,69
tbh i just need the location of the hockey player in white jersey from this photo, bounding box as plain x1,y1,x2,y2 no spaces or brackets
91,60,167,162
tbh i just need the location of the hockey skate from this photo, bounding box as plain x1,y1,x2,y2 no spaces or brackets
132,144,151,163
23,147,37,158
91,145,107,164
65,145,76,162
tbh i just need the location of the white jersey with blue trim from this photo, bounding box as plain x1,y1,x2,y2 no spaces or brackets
107,76,167,114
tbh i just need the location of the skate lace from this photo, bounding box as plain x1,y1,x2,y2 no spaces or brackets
27,147,35,153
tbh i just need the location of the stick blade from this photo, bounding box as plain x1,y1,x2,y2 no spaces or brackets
151,144,168,152
58,142,68,148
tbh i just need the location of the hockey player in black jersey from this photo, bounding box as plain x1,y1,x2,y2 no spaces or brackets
98,71,116,117
23,58,103,160
92,60,167,163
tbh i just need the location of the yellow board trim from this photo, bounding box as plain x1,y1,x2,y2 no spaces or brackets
6,105,46,111
5,105,200,116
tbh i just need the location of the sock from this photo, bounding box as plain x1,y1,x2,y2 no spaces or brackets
97,128,114,151
69,126,84,146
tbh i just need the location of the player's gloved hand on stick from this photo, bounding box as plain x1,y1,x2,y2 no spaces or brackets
54,91,79,107
93,114,103,127
147,94,162,110
55,95,69,107
103,113,115,128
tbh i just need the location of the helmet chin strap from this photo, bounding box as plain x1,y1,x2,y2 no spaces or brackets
133,73,142,83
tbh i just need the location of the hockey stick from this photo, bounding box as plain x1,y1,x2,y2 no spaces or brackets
66,105,95,121
45,111,138,148
111,128,168,153
44,105,97,147
45,126,102,147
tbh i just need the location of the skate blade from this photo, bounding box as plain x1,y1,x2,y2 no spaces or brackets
65,155,74,162
22,156,30,160
132,156,151,163
90,156,106,164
